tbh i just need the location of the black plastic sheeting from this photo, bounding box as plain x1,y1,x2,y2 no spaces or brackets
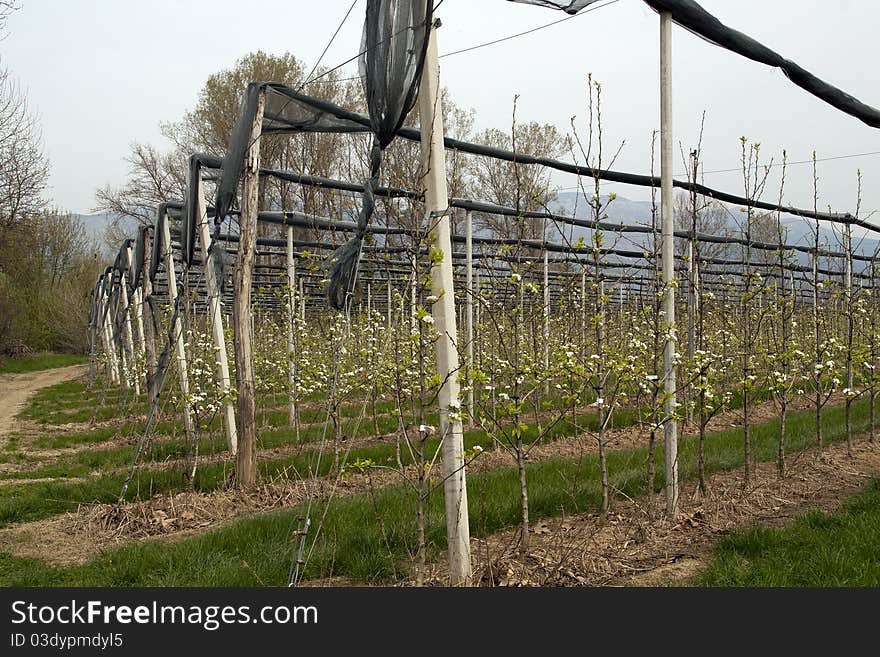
509,0,880,130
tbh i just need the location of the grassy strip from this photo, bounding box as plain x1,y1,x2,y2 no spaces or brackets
695,477,880,587
0,354,87,374
0,390,873,586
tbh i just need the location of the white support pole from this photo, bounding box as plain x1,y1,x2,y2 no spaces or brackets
419,14,471,586
465,210,474,428
475,268,481,356
543,247,550,396
140,231,158,399
162,215,196,443
660,10,679,517
101,276,120,385
287,224,297,428
126,246,147,391
120,253,140,397
410,264,418,334
196,172,238,455
386,278,392,330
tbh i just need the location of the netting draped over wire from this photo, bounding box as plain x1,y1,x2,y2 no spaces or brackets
509,0,880,129
213,0,434,310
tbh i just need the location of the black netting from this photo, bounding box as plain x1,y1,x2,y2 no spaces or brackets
182,155,202,266
510,0,880,129
506,0,600,13
148,205,167,284
212,1,433,310
324,0,433,309
132,226,147,288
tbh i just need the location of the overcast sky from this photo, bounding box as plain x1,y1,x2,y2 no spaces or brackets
3,0,880,224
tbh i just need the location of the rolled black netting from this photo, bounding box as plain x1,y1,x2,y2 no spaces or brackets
506,0,598,13
132,226,147,288
325,0,433,310
182,155,202,267
509,0,880,129
148,205,167,284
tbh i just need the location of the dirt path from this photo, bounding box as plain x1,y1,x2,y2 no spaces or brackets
0,365,87,442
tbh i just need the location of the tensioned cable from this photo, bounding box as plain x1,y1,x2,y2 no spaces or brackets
440,0,619,58
300,0,360,89
308,0,619,84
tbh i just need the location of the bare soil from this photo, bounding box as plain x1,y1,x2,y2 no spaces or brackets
0,365,87,444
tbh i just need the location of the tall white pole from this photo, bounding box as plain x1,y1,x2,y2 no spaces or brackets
120,250,140,397
196,173,238,455
162,214,196,444
419,14,471,585
386,278,392,330
543,247,550,396
126,246,147,391
101,275,120,385
660,10,679,517
465,210,474,428
287,224,297,428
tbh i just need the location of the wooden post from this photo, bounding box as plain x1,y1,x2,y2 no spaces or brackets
287,224,297,428
232,87,266,487
465,209,474,428
162,213,196,444
196,168,238,455
419,16,471,585
660,10,679,517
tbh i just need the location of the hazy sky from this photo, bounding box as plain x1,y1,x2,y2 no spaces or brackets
3,0,880,224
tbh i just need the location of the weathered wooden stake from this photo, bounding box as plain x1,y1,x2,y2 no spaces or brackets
232,87,266,487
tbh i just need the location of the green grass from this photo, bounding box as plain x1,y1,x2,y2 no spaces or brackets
697,478,880,587
0,353,87,374
0,391,873,586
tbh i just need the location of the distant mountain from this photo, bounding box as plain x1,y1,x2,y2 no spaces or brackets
548,191,879,270
76,212,141,256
